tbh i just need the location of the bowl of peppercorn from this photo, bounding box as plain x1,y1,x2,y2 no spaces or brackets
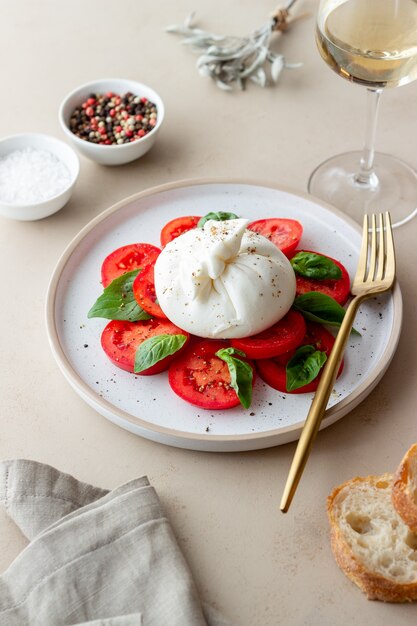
59,78,164,166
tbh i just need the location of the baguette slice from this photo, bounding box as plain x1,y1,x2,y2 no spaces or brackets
392,443,417,533
327,474,417,602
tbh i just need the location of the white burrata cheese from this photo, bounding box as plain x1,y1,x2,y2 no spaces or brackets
154,218,296,339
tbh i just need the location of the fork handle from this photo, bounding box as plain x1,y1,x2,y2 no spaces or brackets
280,295,363,512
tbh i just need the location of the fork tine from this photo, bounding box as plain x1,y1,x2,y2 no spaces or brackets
356,214,369,283
384,211,396,285
376,213,385,281
368,213,377,281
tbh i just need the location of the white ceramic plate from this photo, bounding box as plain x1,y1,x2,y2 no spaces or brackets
46,180,402,452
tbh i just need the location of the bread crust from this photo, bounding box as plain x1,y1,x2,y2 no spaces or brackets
392,443,417,534
327,474,417,602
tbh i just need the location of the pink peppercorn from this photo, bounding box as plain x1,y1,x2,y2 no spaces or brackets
69,91,157,146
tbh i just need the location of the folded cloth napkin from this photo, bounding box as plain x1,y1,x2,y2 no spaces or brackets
0,460,232,626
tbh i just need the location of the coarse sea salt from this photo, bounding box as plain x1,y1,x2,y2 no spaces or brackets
0,146,71,204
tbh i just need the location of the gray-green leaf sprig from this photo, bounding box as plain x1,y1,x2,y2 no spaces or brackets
166,3,302,91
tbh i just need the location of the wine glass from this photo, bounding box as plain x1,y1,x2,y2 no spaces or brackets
308,0,417,227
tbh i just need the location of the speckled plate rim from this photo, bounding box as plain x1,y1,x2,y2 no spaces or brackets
45,178,403,451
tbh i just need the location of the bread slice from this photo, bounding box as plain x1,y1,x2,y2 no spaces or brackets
327,474,417,602
392,443,417,533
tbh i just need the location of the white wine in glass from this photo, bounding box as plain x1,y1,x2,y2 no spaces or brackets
308,0,417,227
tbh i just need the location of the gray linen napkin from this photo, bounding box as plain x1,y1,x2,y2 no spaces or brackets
0,460,232,626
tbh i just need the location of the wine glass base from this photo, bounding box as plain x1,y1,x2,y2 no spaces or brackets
308,151,417,228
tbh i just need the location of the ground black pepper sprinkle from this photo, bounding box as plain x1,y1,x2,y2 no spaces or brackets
69,92,157,146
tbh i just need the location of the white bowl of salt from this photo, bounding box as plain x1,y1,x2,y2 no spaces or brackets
0,133,79,220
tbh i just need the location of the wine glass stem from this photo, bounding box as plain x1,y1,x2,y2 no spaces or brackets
354,87,383,188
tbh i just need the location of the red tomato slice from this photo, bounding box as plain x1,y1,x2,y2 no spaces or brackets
160,215,201,247
256,322,343,394
169,340,254,410
248,218,303,258
132,264,167,319
230,310,306,359
101,243,161,288
101,319,189,375
293,250,351,305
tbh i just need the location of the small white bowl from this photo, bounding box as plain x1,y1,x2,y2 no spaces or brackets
0,133,79,221
59,78,165,166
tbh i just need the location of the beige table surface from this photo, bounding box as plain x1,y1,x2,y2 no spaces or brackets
1,1,417,624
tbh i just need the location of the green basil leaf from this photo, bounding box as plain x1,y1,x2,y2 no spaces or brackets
286,345,327,392
88,270,151,322
293,292,345,326
290,251,342,280
197,211,240,228
219,346,247,358
134,334,187,373
215,347,253,409
293,291,360,335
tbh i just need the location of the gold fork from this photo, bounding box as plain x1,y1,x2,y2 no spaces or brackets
280,212,396,513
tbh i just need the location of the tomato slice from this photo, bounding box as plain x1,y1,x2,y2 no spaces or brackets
160,215,201,247
101,243,161,288
230,310,306,359
132,264,167,319
169,340,254,410
293,250,351,305
256,322,343,394
248,218,303,258
101,319,189,375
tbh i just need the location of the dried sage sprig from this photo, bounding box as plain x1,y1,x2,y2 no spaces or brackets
166,2,302,91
